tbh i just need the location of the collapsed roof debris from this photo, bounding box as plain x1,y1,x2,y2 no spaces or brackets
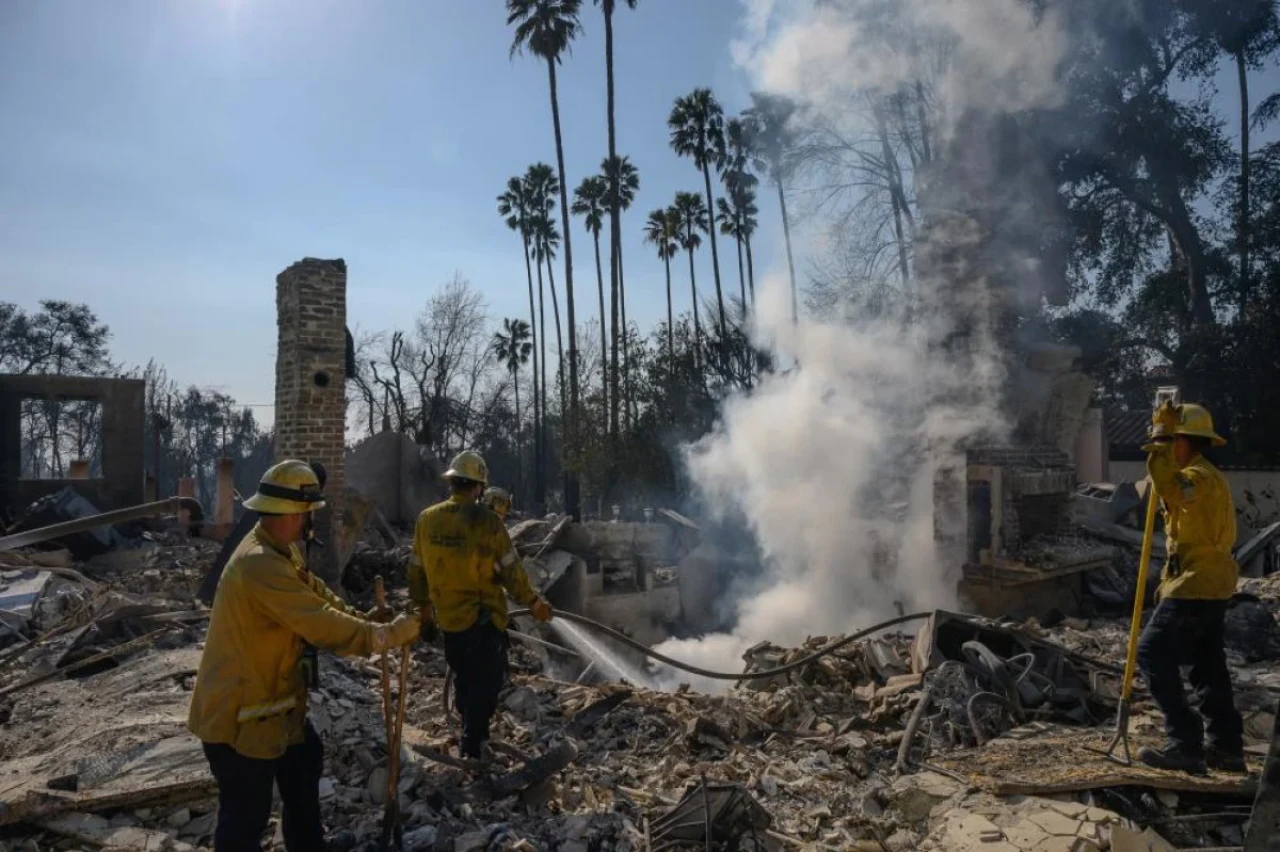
0,483,1275,852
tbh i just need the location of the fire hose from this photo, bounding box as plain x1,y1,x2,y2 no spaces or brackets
441,609,932,717
506,608,932,681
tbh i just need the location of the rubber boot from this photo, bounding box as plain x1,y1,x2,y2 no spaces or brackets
1137,743,1208,775
1205,745,1247,774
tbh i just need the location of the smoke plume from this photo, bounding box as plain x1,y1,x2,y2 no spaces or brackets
654,0,1075,689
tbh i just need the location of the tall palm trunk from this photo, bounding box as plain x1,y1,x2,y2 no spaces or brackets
663,252,674,369
733,223,746,306
610,223,620,439
744,231,756,305
618,235,634,428
512,366,523,502
1236,49,1251,311
605,2,621,445
522,235,543,508
593,228,608,419
546,58,580,519
700,161,727,338
686,239,702,371
535,250,548,508
776,176,798,323
546,256,568,426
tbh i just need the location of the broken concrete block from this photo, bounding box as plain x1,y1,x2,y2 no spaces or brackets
503,686,541,719
1109,826,1176,852
180,812,215,838
890,771,963,823
165,808,191,829
1005,818,1049,848
403,824,437,849
453,831,490,852
1027,811,1080,837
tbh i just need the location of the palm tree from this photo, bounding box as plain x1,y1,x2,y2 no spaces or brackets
1210,3,1280,309
593,0,638,442
669,88,728,339
643,207,681,366
530,209,567,427
523,163,559,503
601,154,640,430
497,177,544,506
671,191,709,368
719,117,760,306
737,187,760,305
508,0,583,518
571,175,610,417
744,92,799,322
490,318,533,499
716,198,748,309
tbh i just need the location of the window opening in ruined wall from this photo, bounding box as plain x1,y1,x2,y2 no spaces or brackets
19,397,104,480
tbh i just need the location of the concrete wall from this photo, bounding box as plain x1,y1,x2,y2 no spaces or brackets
1111,461,1280,527
0,374,145,514
583,586,682,645
345,431,443,526
274,258,347,584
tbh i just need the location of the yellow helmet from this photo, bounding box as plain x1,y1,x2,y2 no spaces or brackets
1171,403,1226,447
483,487,512,518
444,450,488,485
244,460,327,514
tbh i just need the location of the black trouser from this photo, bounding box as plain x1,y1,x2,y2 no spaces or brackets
201,720,325,852
1137,598,1243,756
444,620,508,758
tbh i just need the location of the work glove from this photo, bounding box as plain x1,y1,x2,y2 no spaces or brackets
363,604,394,624
1149,400,1179,441
530,598,553,623
419,606,439,643
373,612,420,653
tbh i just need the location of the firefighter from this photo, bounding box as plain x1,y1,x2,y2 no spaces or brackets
410,452,552,761
483,486,513,520
189,460,420,851
1137,403,1245,774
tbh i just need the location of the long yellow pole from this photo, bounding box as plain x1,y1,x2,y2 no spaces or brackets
1101,474,1160,764
1123,482,1160,702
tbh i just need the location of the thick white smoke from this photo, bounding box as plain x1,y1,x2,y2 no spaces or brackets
653,0,1073,690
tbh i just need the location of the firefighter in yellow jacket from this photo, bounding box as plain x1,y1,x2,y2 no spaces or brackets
410,452,551,760
1136,403,1245,774
189,460,420,851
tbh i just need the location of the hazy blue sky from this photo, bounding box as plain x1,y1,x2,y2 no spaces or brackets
1,1,1276,422
0,0,765,417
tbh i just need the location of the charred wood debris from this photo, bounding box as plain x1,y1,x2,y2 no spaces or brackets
0,497,1276,852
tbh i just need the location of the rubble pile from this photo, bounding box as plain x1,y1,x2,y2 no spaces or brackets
0,512,1273,851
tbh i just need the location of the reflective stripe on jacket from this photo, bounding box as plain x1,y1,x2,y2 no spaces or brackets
188,523,379,759
1147,446,1238,600
409,494,538,632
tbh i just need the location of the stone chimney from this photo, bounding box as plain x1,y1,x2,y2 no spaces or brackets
275,258,347,585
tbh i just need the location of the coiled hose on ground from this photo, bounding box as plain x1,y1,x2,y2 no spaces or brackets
442,609,932,717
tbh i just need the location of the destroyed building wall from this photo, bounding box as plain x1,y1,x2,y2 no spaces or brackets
915,113,1106,618
345,431,443,526
0,374,145,515
274,258,347,584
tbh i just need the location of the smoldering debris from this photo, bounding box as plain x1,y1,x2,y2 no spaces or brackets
0,503,1275,852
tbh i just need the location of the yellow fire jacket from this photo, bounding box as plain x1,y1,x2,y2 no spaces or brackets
188,524,381,759
1147,445,1238,600
409,494,539,632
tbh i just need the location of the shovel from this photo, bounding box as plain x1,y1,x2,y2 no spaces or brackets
375,576,409,850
